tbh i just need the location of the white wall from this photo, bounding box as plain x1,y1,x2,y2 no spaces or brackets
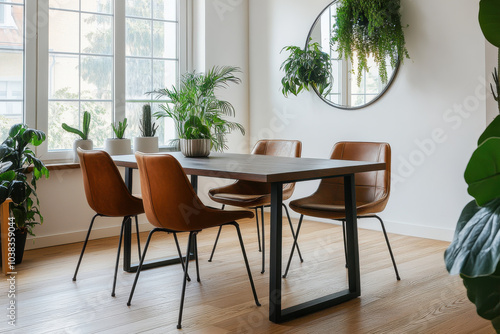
248,0,487,241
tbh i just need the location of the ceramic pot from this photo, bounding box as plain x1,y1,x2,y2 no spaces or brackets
73,139,93,163
133,137,159,153
104,138,132,155
180,139,210,157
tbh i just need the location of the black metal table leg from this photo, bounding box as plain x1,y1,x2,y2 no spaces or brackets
190,175,198,193
344,174,360,295
269,174,360,323
123,167,133,271
269,182,283,323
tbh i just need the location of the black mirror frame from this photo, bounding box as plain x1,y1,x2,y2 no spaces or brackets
306,0,401,110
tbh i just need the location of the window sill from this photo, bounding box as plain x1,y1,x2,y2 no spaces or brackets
40,146,180,168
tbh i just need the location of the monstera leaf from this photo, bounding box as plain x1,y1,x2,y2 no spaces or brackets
465,138,500,206
479,0,500,48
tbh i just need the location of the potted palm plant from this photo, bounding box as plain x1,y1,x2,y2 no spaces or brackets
133,104,159,153
62,111,93,163
151,66,245,157
104,118,131,155
0,124,49,264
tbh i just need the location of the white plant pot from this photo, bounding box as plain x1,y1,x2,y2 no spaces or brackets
73,139,93,163
104,138,132,156
133,137,159,153
180,139,211,157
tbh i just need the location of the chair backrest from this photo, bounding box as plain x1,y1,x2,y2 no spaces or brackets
136,153,206,231
315,142,391,210
241,139,302,195
251,140,302,158
77,149,140,216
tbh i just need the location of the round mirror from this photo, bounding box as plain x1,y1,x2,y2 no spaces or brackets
307,1,400,109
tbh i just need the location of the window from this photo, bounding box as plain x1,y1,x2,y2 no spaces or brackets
125,0,177,146
29,0,187,160
0,0,24,140
47,0,114,150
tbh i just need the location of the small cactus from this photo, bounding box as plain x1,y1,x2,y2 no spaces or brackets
139,104,159,137
112,118,128,139
62,111,91,140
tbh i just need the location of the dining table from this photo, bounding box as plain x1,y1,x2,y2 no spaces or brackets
112,151,385,323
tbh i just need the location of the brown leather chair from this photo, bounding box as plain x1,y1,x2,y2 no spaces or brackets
284,142,400,280
73,149,144,297
127,153,260,329
208,139,303,273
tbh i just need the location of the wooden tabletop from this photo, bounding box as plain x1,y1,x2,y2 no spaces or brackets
113,152,385,183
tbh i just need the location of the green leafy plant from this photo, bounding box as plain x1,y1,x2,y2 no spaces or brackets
112,118,128,139
151,66,245,152
0,124,49,236
479,0,500,113
62,111,91,140
280,41,332,97
445,1,500,325
331,0,410,86
139,104,158,137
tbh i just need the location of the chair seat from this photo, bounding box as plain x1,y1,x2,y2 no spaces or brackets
209,183,294,208
103,195,144,218
289,196,381,220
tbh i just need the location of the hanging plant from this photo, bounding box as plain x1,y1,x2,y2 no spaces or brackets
331,0,410,86
280,41,332,97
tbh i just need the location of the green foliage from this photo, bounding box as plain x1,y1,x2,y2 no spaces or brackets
61,111,91,140
464,138,500,206
479,0,500,48
112,118,128,139
331,0,409,86
280,41,332,97
0,124,49,236
139,104,158,137
445,198,500,332
151,66,245,152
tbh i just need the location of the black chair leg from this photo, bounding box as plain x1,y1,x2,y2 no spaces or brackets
283,203,304,263
255,207,262,252
173,233,191,282
342,220,348,268
208,225,223,262
194,233,201,282
260,206,265,274
283,214,304,278
373,215,401,281
230,222,261,307
208,204,226,262
112,216,128,297
134,215,141,260
73,213,100,281
177,232,195,329
127,228,159,306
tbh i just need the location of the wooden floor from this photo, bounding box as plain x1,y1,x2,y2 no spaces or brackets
0,215,494,334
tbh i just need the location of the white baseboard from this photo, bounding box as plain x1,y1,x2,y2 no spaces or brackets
25,223,152,250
